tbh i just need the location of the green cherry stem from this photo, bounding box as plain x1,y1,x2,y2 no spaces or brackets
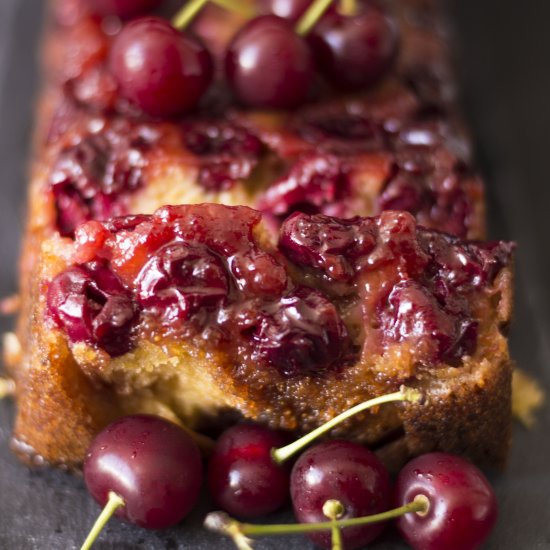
338,0,357,16
173,0,209,29
205,495,430,547
80,492,125,550
296,0,334,36
173,0,254,30
271,386,423,465
323,500,345,550
331,521,343,550
209,0,255,18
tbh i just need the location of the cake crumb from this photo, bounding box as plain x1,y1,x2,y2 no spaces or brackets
2,332,22,368
512,369,545,428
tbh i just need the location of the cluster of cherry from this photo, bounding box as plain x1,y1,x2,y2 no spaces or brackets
90,0,398,117
81,388,497,550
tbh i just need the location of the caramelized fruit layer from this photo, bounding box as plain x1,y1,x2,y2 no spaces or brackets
46,205,513,378
40,0,483,240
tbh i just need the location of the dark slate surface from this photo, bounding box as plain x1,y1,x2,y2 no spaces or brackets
0,0,549,548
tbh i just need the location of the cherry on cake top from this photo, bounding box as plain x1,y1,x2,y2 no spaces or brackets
46,0,481,238
67,0,401,116
47,205,512,375
47,106,480,239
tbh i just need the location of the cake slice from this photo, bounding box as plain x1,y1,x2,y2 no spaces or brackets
12,205,513,468
7,0,513,471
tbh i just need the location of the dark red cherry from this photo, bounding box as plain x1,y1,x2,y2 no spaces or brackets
258,0,335,22
50,131,146,237
279,212,377,282
309,6,398,91
256,154,349,219
291,440,391,549
110,17,213,117
91,0,163,19
84,415,203,529
225,15,315,109
182,121,263,191
136,240,229,324
47,261,137,356
208,424,291,518
379,173,425,213
252,286,351,376
378,279,476,365
394,453,498,550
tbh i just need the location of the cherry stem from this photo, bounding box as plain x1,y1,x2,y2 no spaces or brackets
80,492,125,550
271,386,422,465
205,495,430,545
323,500,345,550
0,377,15,399
338,0,357,16
296,0,334,36
173,0,254,30
330,521,343,550
209,0,255,18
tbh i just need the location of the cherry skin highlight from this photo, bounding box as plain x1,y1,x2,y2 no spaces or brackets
84,415,203,529
91,0,163,19
394,452,498,550
258,0,335,22
110,17,213,117
208,424,291,518
290,440,391,549
225,15,315,109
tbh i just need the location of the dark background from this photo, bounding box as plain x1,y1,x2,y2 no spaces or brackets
1,1,549,548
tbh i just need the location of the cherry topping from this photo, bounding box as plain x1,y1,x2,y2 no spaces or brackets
83,415,203,530
136,240,229,324
291,440,392,549
225,15,315,109
394,453,498,550
252,286,351,376
182,121,263,192
257,154,350,220
379,279,478,365
298,110,386,153
378,173,425,213
280,212,377,282
50,130,148,237
309,5,399,91
110,17,213,117
47,261,137,356
208,424,291,518
91,0,163,19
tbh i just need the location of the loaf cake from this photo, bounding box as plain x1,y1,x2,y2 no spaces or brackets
7,0,513,469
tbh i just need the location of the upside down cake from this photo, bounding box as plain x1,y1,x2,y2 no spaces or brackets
6,0,514,469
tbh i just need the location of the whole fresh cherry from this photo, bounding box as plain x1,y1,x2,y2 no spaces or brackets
309,5,399,91
225,15,315,109
291,440,391,549
208,424,291,518
110,17,213,117
84,415,203,530
91,0,163,19
394,452,498,550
